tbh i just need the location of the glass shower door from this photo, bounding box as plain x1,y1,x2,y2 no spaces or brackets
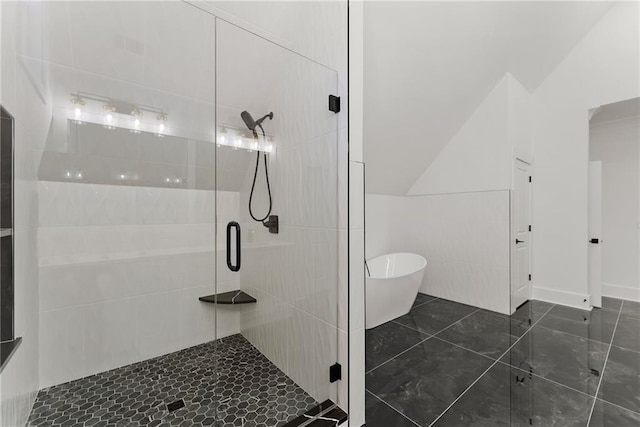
25,2,222,425
214,18,344,426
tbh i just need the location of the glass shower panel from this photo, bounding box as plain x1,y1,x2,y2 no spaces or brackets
27,2,220,425
215,19,342,425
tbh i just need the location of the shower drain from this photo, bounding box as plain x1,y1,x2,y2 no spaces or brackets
167,399,186,412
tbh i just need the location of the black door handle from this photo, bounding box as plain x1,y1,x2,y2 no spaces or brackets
226,221,241,272
589,238,599,244
515,239,525,244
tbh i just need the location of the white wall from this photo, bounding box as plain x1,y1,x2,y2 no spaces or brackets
408,74,511,196
531,2,640,308
0,2,48,425
590,115,640,301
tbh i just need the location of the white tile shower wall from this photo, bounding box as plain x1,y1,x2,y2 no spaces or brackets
1,1,50,425
366,191,511,314
347,161,365,427
175,0,354,416
213,15,348,409
37,183,240,388
238,138,345,403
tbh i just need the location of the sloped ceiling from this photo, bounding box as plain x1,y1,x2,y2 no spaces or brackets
364,1,614,195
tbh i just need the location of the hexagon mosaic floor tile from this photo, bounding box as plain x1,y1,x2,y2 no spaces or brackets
27,334,318,426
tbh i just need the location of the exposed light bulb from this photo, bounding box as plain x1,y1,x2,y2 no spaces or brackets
71,95,85,124
130,117,142,134
155,113,167,137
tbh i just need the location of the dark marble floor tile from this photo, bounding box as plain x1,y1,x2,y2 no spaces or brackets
366,321,429,372
364,391,418,427
395,298,477,335
589,399,640,427
436,310,516,359
598,345,640,413
413,293,436,308
366,337,493,426
537,306,619,344
501,325,608,395
601,297,623,312
621,300,640,321
433,362,593,427
509,300,555,335
612,315,640,353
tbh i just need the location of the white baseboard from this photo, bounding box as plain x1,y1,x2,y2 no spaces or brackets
532,286,591,310
602,283,640,302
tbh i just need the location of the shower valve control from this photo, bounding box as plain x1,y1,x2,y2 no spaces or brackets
264,215,279,234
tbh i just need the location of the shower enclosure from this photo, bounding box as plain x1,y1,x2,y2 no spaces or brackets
7,1,347,425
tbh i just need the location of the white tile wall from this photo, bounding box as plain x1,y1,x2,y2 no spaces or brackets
366,191,511,315
1,1,48,425
215,18,349,407
37,184,240,388
347,162,365,427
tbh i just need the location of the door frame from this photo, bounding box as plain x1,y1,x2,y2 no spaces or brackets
510,157,533,313
588,160,603,308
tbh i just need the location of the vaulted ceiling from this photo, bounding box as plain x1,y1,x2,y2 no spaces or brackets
364,1,614,195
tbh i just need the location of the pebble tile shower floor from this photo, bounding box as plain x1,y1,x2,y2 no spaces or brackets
27,334,317,427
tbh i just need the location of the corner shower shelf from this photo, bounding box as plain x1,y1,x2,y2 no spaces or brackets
0,337,22,374
198,290,256,305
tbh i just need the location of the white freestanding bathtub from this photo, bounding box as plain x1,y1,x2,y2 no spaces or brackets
365,252,427,329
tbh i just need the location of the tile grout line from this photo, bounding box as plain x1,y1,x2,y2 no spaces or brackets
498,360,596,400
427,302,557,427
411,296,440,310
533,322,614,347
365,336,432,375
391,308,481,338
430,335,500,363
367,307,480,375
586,301,624,426
366,390,422,427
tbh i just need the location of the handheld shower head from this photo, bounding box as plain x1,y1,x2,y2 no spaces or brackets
241,110,273,138
241,111,257,138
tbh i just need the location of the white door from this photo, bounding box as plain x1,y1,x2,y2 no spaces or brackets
511,159,531,313
588,161,603,308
